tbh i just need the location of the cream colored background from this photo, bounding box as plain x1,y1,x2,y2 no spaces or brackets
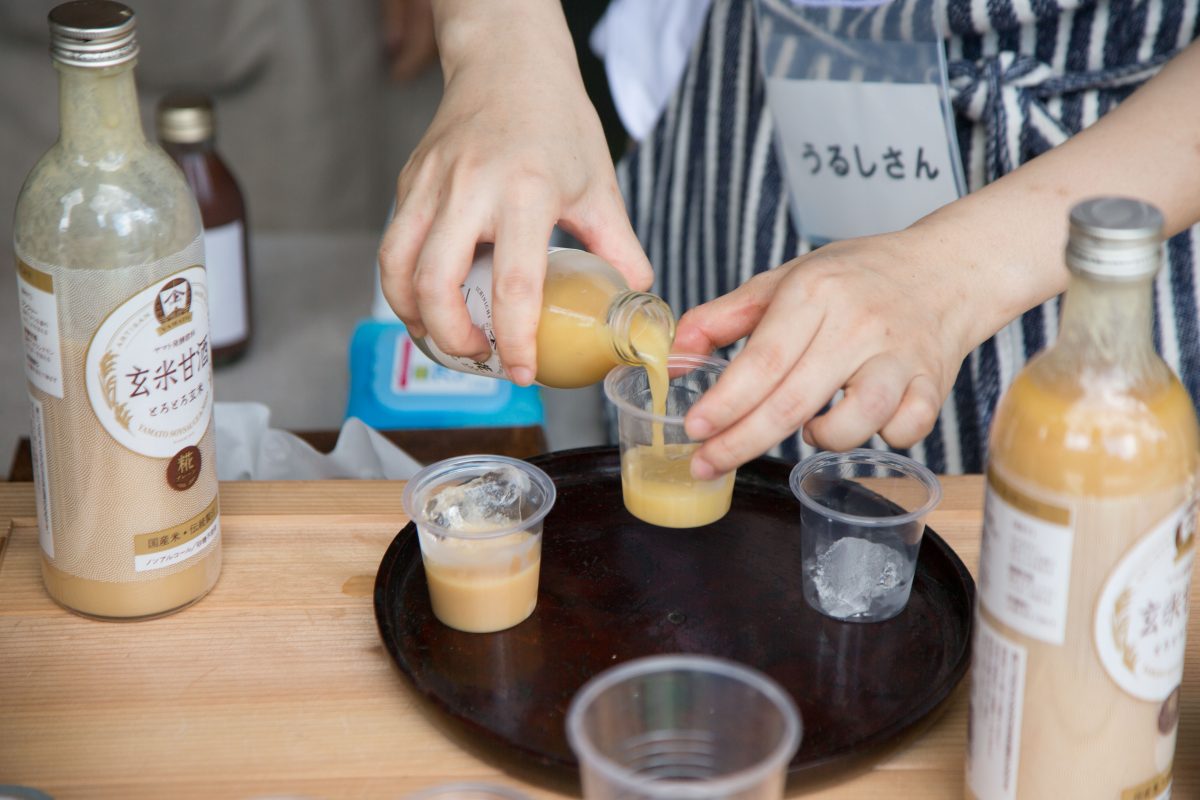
0,0,608,471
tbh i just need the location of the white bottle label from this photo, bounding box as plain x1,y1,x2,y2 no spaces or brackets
419,250,507,378
392,334,499,397
416,246,570,379
966,614,1027,800
28,392,53,559
1094,500,1195,703
16,260,65,399
979,469,1075,644
85,266,215,458
203,220,249,348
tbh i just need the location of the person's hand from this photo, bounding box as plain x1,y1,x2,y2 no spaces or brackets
380,0,437,81
673,229,982,478
379,1,651,386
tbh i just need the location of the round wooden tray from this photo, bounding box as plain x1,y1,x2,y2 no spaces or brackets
374,447,974,775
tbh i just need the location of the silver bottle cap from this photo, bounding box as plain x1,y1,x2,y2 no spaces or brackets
49,0,138,69
1066,197,1163,280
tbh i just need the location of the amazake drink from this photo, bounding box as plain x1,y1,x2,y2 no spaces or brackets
412,247,675,389
966,198,1198,798
14,1,221,619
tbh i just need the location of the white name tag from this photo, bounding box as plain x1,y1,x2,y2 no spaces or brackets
767,78,961,241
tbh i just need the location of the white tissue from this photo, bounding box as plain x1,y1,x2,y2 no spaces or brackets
214,401,422,480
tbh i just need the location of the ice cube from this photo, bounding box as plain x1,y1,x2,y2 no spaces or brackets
810,536,907,619
423,466,532,531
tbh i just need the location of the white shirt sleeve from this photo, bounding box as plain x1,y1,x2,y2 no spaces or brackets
590,0,714,142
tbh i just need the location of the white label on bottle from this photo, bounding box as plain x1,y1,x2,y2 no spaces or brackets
1094,499,1195,702
85,266,214,458
15,259,65,399
203,221,249,348
134,498,220,572
392,335,499,396
28,392,53,559
419,252,508,378
966,614,1027,800
978,469,1074,644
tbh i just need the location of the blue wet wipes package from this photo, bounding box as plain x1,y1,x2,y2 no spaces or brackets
346,320,544,429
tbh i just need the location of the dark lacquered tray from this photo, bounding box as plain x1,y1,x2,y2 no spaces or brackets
374,446,974,776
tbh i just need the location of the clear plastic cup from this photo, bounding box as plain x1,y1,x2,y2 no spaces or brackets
566,654,801,800
603,355,734,528
404,783,532,800
402,455,556,633
789,449,942,622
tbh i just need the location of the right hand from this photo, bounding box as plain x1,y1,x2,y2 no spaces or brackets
378,3,652,385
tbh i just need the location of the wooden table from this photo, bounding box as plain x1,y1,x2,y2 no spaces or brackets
0,477,1197,799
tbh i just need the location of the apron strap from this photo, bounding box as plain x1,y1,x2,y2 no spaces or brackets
947,52,1172,182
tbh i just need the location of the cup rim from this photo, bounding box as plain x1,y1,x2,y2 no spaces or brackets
565,654,802,799
404,783,531,800
602,353,730,426
401,454,557,540
788,449,942,527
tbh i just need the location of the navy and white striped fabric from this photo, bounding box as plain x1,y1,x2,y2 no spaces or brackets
616,0,1200,474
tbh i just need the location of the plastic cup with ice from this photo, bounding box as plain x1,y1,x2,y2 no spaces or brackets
789,450,941,622
402,455,556,633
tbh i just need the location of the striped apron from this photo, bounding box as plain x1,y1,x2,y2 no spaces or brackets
616,0,1200,474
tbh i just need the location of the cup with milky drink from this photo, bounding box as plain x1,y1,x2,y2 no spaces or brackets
604,354,734,528
402,455,556,633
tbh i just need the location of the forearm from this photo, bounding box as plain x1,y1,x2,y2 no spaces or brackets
918,38,1200,348
432,0,578,84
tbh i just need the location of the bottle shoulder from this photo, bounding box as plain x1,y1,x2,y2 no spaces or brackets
14,140,202,268
546,248,627,287
990,357,1200,496
167,146,247,227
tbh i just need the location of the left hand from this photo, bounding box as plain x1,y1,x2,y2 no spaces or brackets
673,229,978,479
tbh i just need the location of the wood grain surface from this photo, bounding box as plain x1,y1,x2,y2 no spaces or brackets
0,478,1196,799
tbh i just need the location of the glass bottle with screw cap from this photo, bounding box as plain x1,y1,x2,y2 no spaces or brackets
412,247,676,389
13,0,222,619
966,198,1198,798
158,91,253,366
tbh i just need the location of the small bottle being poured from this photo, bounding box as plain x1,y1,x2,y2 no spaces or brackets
411,248,675,390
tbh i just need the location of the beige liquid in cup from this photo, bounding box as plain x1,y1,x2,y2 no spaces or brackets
619,319,736,527
968,372,1196,799
424,558,541,634
622,444,736,528
421,529,541,634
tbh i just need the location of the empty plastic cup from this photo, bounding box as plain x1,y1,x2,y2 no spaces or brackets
402,455,556,633
566,654,801,799
789,449,941,622
603,355,735,528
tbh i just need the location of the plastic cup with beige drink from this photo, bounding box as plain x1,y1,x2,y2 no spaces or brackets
604,355,735,528
402,455,556,633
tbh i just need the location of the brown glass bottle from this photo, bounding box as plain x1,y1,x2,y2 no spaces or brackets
157,92,252,365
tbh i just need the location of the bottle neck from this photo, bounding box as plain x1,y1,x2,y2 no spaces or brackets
607,291,676,365
162,138,215,156
1054,270,1157,380
57,60,145,157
